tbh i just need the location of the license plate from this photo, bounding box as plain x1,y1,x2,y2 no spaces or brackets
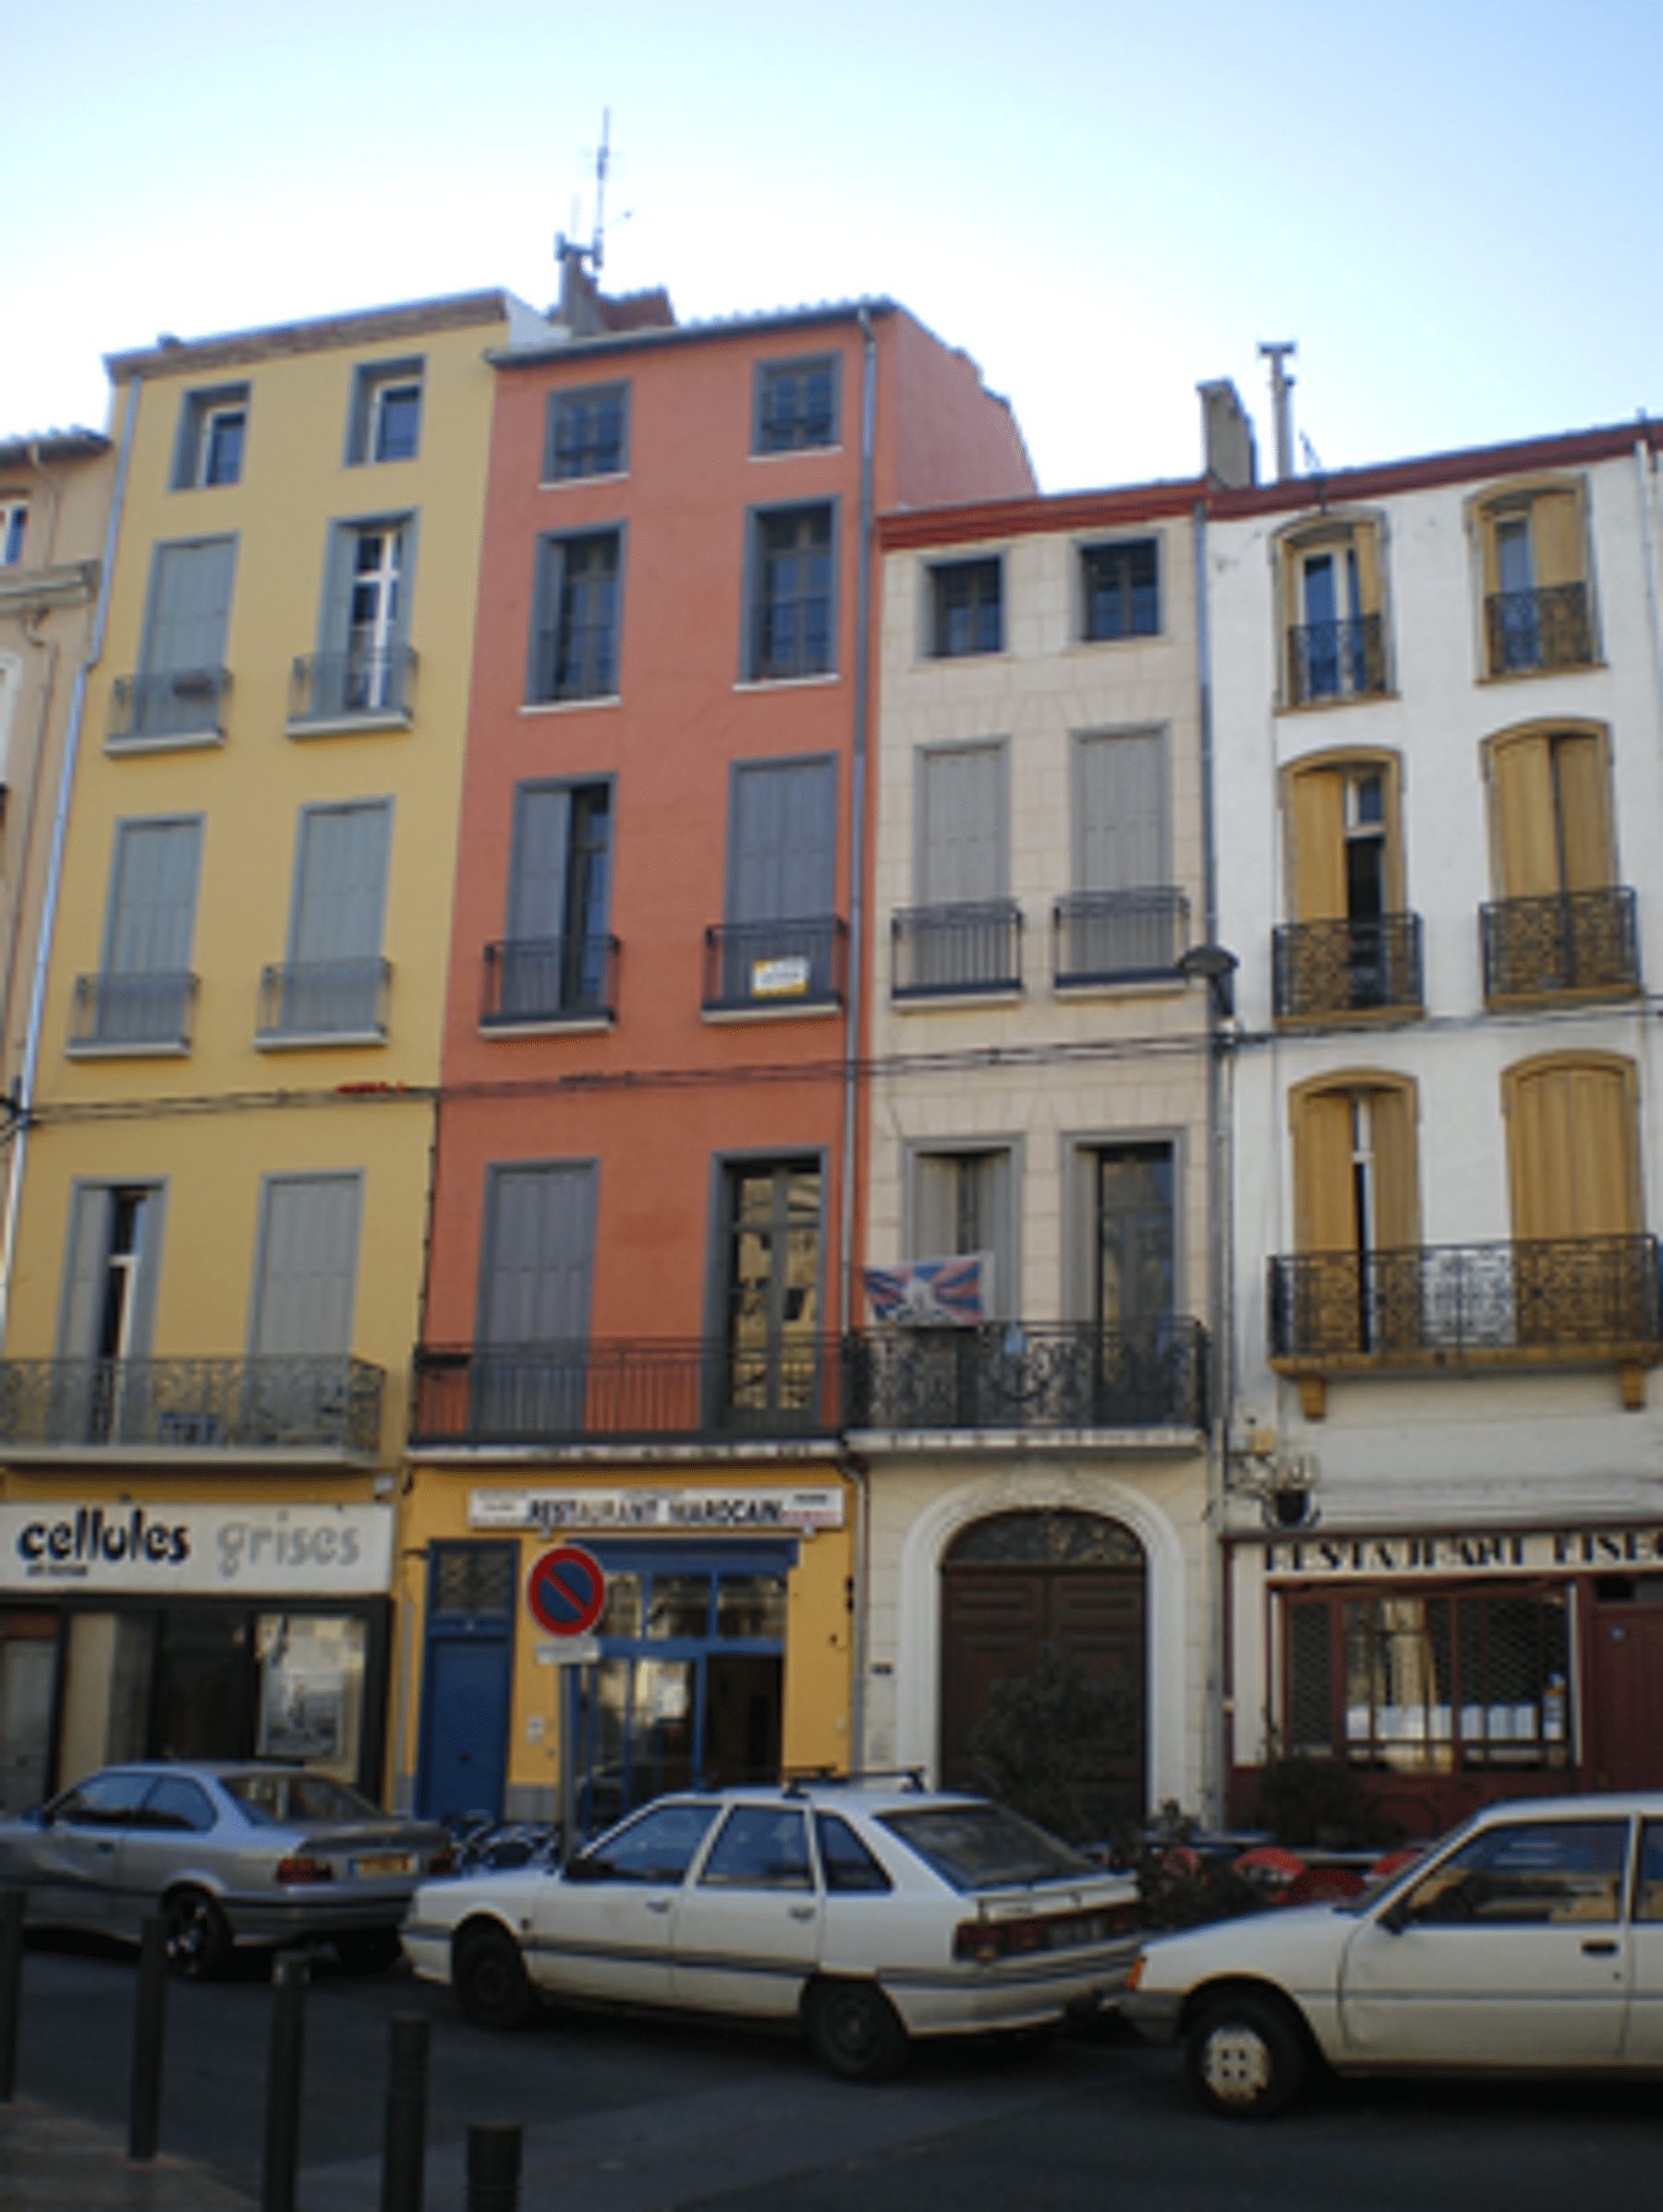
351,1853,413,1878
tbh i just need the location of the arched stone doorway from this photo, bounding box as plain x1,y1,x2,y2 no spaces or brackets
940,1508,1146,1810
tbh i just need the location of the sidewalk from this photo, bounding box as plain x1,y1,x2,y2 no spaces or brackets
0,2097,253,2210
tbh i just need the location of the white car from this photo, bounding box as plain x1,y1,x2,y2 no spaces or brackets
1121,1792,1663,2118
402,1781,1137,2078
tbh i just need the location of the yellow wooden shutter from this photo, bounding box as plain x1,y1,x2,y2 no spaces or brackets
1478,504,1502,599
1290,768,1346,921
1532,489,1583,589
1489,734,1560,897
1553,733,1609,891
1352,522,1382,618
1293,1089,1357,1253
1371,1085,1418,1248
1507,1060,1636,1238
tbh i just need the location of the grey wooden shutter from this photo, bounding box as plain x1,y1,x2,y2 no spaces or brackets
479,1164,597,1344
105,820,201,976
528,538,567,700
291,803,391,964
919,745,1005,904
506,784,572,940
57,1185,115,1356
143,540,236,675
250,1174,362,1356
1075,732,1165,892
729,760,834,922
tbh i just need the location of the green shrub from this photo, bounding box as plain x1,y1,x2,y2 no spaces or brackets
965,1642,1138,1845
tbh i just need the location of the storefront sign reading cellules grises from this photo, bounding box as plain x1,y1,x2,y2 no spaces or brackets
1262,1524,1663,1577
0,1503,394,1594
469,1486,846,1536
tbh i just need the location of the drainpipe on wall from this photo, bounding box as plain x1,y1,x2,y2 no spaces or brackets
0,377,139,1351
839,308,879,1773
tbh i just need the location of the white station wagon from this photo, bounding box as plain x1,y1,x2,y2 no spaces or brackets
403,1782,1137,2078
1121,1792,1663,2117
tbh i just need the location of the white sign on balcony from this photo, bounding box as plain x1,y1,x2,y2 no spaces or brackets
750,955,810,997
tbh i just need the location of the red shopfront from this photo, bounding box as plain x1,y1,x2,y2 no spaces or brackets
1227,1518,1663,1839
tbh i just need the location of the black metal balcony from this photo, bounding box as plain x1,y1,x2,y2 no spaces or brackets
892,901,1023,999
69,971,197,1051
256,959,390,1041
1268,1237,1661,1372
108,667,229,745
481,935,619,1026
845,1319,1208,1434
410,1337,842,1447
287,648,416,726
1485,583,1594,675
0,1355,384,1456
1286,613,1387,704
702,917,846,1013
1272,914,1423,1021
1481,888,1640,1003
1053,889,1189,988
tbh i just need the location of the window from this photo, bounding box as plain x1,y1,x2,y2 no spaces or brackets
171,385,249,491
346,359,423,466
117,536,236,743
699,1806,811,1890
249,1173,363,1359
1057,728,1183,983
1285,1073,1421,1365
720,1160,821,1425
816,1813,892,1893
472,1161,599,1435
488,780,614,1022
1473,480,1593,675
1,501,27,565
907,1147,1014,1319
1503,1053,1640,1245
1482,724,1633,1001
75,816,203,1049
894,740,1018,994
1081,539,1158,640
546,383,629,480
709,757,839,1008
930,556,1002,657
753,356,837,453
298,519,416,723
1279,517,1388,703
261,800,392,1039
528,529,622,702
58,1181,164,1367
577,1802,720,1884
745,504,834,681
1279,754,1418,1016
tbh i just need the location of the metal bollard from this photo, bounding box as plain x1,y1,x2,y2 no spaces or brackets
128,1913,169,2161
0,1889,24,2104
261,1951,310,2212
466,2120,522,2212
380,2011,429,2212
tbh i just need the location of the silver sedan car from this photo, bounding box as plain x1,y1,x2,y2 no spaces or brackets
0,1761,455,1978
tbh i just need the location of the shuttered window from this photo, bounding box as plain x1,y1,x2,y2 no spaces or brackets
728,759,835,924
917,742,1007,905
1291,1080,1418,1255
92,818,202,1044
910,1149,1014,1319
1503,1057,1638,1240
1487,727,1611,897
249,1173,363,1357
1074,730,1165,893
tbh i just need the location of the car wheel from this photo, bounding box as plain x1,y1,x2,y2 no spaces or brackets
454,1923,535,2031
1186,1993,1305,2120
334,1927,404,1975
164,1889,233,1983
804,1979,907,2082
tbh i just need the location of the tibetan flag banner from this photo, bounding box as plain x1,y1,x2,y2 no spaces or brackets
861,1253,990,1326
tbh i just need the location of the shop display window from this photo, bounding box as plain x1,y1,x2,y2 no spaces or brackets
256,1614,367,1781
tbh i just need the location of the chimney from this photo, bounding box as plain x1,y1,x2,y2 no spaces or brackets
1197,380,1257,491
554,234,604,338
1256,342,1297,481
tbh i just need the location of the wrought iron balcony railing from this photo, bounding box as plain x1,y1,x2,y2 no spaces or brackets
287,648,417,726
702,917,847,1012
845,1319,1208,1434
0,1355,384,1456
481,935,620,1026
1485,583,1594,675
256,959,391,1041
1268,1237,1661,1370
1053,888,1189,988
108,667,230,745
1480,888,1640,1003
1272,913,1423,1021
1286,613,1388,704
410,1337,843,1447
892,901,1023,999
69,971,197,1051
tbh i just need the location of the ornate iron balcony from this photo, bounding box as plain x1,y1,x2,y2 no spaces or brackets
1268,1237,1660,1370
288,648,416,725
1485,583,1593,675
702,917,846,1012
1272,913,1423,1020
257,959,390,1041
0,1356,383,1456
1053,888,1189,987
1286,613,1387,704
411,1338,843,1446
69,971,197,1051
481,935,619,1026
1480,888,1639,1003
108,667,229,745
892,901,1023,999
845,1319,1208,1434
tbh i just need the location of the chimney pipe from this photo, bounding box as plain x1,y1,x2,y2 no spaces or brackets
1257,342,1297,481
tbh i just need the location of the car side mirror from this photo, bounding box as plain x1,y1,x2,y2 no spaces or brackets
564,1853,602,1884
1378,1897,1411,1935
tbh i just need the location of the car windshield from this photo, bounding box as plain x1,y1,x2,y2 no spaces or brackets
878,1804,1093,1891
222,1772,383,1827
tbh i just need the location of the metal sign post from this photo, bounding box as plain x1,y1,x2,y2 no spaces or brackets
526,1545,607,1857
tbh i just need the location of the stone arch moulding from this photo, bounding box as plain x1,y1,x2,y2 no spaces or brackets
892,1465,1186,1813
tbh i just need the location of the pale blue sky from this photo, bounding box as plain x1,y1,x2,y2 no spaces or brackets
7,0,1659,492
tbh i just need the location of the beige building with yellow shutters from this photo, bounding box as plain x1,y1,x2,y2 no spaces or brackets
0,292,546,1810
1208,416,1663,1837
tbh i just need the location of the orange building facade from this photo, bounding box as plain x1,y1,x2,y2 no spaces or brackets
397,284,1034,1825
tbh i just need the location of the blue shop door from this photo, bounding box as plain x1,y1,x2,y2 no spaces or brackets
420,1635,511,1822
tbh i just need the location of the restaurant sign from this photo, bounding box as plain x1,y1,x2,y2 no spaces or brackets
468,1485,846,1536
1262,1524,1663,1578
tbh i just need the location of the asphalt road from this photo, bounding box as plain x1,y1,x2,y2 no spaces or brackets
10,1933,1662,2211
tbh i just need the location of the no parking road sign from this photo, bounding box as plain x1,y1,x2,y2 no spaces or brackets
526,1542,607,1638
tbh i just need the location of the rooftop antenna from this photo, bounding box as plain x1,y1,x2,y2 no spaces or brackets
555,110,631,281
1257,341,1297,481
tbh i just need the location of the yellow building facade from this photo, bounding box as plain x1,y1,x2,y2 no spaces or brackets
0,294,541,1808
